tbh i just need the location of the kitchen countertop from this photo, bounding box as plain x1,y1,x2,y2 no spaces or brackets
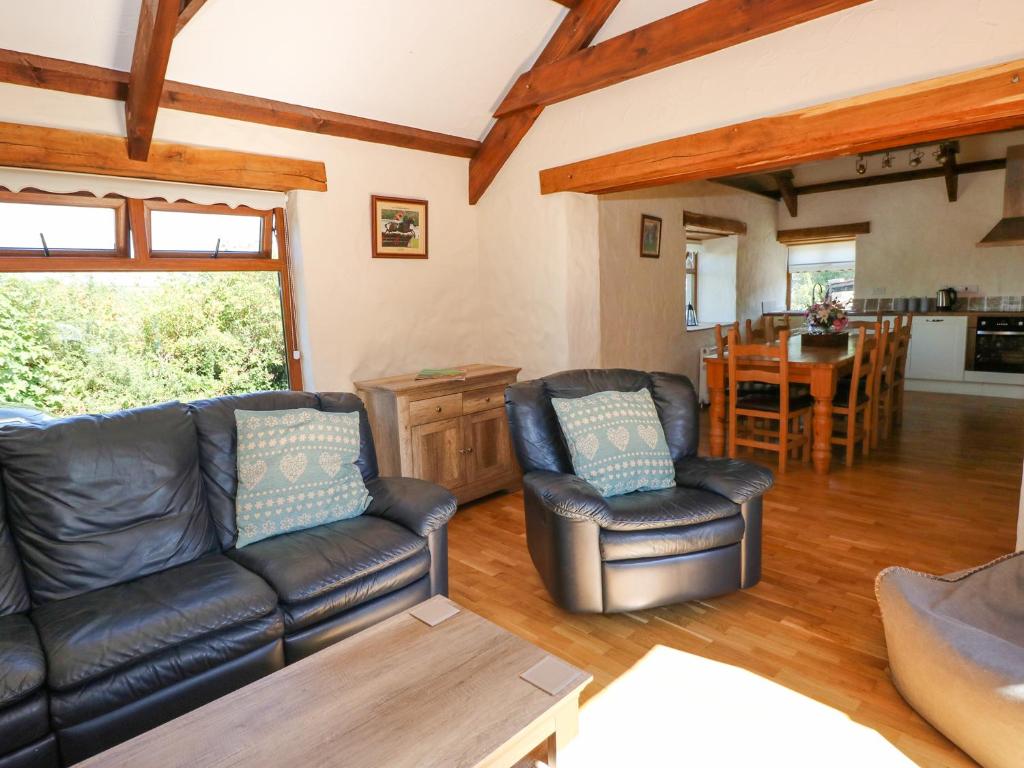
766,310,1023,318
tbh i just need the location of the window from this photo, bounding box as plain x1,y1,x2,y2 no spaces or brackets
684,248,698,326
0,191,127,257
787,240,856,310
0,191,300,416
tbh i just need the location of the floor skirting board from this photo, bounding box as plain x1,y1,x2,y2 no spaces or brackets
904,379,1024,399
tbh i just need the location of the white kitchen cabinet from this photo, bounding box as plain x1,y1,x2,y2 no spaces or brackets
905,315,968,382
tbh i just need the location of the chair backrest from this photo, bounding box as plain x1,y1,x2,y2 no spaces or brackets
844,325,879,410
504,369,700,474
893,315,913,379
765,315,790,343
727,329,791,406
744,318,768,344
714,322,740,357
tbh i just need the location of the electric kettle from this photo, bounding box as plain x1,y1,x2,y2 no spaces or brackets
936,287,958,311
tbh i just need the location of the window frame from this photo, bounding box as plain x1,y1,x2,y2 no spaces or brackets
785,238,857,311
0,189,130,259
144,199,274,259
0,191,302,389
685,247,699,317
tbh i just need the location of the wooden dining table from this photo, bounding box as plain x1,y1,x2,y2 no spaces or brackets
705,332,861,475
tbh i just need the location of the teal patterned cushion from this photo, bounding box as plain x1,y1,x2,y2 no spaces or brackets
552,389,676,498
234,408,371,548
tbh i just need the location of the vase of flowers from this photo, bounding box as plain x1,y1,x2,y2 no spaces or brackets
803,297,850,347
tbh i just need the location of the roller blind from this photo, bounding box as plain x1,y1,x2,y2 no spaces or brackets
787,240,856,273
0,168,287,210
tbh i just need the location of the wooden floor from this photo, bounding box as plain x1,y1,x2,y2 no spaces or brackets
448,392,1022,767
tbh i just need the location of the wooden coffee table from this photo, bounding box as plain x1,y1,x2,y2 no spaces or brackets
78,597,591,768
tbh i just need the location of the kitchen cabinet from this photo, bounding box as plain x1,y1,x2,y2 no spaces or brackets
355,364,521,505
905,315,968,382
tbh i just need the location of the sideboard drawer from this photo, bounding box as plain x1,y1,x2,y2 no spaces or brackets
410,394,463,426
463,385,505,414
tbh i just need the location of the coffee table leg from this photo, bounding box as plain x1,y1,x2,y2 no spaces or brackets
543,696,581,768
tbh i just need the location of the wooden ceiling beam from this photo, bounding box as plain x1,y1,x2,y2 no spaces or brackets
941,141,960,202
794,157,1005,196
0,120,327,192
550,0,582,7
539,58,1024,195
176,0,210,35
773,171,799,217
469,0,620,204
0,49,480,159
126,0,179,161
495,0,871,117
777,222,870,244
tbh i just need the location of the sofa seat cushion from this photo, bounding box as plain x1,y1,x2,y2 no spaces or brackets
32,554,279,693
602,486,740,532
600,515,745,561
229,516,430,633
0,615,50,755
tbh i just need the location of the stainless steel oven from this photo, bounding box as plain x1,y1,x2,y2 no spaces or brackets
974,316,1024,373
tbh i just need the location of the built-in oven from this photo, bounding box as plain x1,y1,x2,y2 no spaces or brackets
973,316,1024,373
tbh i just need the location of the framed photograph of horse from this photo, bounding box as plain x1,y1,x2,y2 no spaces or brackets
371,196,428,258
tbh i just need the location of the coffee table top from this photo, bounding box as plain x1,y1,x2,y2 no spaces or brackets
78,597,591,768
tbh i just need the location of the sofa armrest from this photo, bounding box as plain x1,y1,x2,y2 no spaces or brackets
522,471,613,526
674,457,774,505
364,477,457,537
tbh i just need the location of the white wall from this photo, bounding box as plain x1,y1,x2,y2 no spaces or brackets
596,182,783,383
0,84,483,392
779,169,1024,299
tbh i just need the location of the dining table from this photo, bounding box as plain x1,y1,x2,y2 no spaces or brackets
705,332,861,475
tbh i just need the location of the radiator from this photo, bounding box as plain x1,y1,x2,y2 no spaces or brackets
698,345,718,406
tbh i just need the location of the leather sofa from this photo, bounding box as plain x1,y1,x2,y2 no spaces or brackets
0,391,456,767
505,369,773,614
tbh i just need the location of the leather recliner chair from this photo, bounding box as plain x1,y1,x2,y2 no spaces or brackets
505,369,773,614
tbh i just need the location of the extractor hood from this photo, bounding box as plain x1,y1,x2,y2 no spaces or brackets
978,144,1024,247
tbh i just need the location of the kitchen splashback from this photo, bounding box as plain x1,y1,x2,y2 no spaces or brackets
849,295,1024,313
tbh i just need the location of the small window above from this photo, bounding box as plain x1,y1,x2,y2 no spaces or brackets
147,202,272,258
0,192,125,257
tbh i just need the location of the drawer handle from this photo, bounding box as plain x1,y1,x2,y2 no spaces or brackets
435,406,443,413
458,447,474,455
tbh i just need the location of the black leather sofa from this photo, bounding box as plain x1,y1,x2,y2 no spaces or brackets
0,391,456,767
505,369,773,614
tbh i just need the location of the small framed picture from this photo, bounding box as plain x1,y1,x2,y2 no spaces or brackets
640,214,662,258
371,196,428,259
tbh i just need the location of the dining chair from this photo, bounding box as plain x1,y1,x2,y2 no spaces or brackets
892,315,913,427
715,321,740,357
831,326,878,466
877,316,911,441
848,320,889,448
744,317,768,343
727,328,812,473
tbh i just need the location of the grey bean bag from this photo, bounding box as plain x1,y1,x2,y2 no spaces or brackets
876,552,1024,768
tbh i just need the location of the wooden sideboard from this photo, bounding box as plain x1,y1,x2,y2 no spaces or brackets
354,364,521,504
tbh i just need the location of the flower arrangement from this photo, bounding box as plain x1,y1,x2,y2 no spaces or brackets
805,297,849,334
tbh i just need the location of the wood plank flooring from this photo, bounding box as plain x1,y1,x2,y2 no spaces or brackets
448,392,1022,767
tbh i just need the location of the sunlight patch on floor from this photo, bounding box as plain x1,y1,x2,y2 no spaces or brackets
555,645,916,767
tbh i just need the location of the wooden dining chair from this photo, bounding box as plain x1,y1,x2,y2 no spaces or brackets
726,329,812,472
831,327,878,466
848,320,889,447
877,316,911,441
715,322,740,357
744,317,768,343
892,315,913,427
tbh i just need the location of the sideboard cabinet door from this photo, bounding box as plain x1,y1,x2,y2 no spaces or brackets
411,417,467,488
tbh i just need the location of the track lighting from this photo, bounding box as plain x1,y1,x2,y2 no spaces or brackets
855,155,867,175
882,151,894,169
909,148,924,167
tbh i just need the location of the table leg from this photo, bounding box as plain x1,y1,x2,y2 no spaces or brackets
810,368,836,475
708,366,726,457
543,695,581,768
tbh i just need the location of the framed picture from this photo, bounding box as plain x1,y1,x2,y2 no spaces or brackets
640,214,662,258
371,196,428,258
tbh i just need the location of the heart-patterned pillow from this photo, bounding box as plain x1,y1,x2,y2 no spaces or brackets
637,423,659,449
238,459,267,487
318,451,342,477
579,432,600,461
606,426,630,451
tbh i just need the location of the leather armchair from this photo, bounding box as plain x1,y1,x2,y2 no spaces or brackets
506,369,773,614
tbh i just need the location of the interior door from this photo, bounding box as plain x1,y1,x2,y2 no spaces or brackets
463,409,513,485
411,417,467,489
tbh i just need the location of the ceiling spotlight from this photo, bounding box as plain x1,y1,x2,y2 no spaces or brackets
882,151,894,169
855,155,867,175
909,148,924,167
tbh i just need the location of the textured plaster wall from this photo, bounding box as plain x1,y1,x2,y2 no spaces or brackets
596,182,784,384
779,170,1024,299
0,83,482,392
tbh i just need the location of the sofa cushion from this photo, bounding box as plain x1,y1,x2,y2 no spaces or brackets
189,391,321,549
0,402,217,604
229,515,430,632
0,479,29,616
0,614,44,709
233,408,370,548
0,614,49,756
32,554,278,692
603,486,739,531
600,515,745,561
552,389,676,497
